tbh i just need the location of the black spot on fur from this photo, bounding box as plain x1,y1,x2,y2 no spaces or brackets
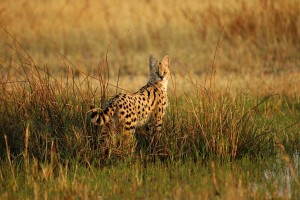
91,111,98,118
96,116,101,123
147,90,150,98
125,114,131,118
104,109,109,115
101,115,106,124
151,92,156,106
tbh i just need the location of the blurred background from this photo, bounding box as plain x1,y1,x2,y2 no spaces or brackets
0,0,299,95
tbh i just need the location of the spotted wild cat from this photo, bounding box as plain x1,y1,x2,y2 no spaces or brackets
89,55,171,136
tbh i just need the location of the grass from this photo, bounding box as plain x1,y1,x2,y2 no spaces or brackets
0,0,300,199
0,39,299,198
0,157,299,199
1,1,300,82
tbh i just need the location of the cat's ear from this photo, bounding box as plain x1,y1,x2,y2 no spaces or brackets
161,55,170,68
149,55,157,70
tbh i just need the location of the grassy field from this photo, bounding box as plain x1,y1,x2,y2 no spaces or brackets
0,0,300,199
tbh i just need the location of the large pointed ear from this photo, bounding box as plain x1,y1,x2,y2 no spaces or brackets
161,55,170,68
149,55,157,70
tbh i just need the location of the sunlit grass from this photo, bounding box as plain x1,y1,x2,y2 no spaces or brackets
1,0,299,85
0,156,299,199
0,35,299,198
0,0,300,199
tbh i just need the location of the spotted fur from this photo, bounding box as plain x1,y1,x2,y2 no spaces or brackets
89,55,171,135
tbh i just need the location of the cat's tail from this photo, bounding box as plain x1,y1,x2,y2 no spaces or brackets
89,102,116,126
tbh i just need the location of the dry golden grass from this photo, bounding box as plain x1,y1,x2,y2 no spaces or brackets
1,0,299,96
0,1,300,199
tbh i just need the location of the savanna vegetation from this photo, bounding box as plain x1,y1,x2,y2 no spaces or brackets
0,0,299,199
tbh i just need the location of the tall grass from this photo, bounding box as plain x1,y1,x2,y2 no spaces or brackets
1,31,298,165
1,0,299,78
0,57,299,198
0,1,300,198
